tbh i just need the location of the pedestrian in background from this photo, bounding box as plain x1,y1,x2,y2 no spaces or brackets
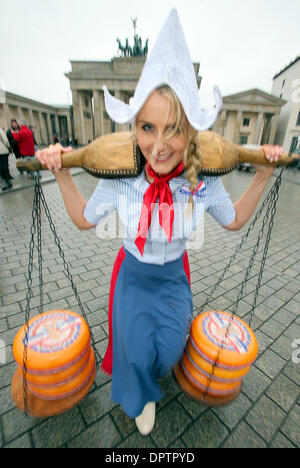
11,120,41,178
6,119,21,159
0,127,13,190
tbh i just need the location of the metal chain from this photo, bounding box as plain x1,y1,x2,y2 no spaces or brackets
22,178,40,415
231,170,283,322
37,181,44,315
198,170,283,315
37,181,102,368
198,169,284,402
22,176,102,415
247,169,283,328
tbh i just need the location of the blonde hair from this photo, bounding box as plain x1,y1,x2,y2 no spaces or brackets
132,85,202,194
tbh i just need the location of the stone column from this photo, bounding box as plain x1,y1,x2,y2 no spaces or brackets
55,115,60,139
114,91,125,133
17,106,23,122
72,90,85,145
254,112,264,145
2,103,10,129
46,114,52,144
234,110,243,143
38,112,47,144
268,114,279,144
66,114,72,142
93,90,103,138
220,110,227,137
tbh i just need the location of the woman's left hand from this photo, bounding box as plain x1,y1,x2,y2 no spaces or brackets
252,144,284,176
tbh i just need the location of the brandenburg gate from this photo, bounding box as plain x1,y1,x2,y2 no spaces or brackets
65,22,201,146
65,56,145,145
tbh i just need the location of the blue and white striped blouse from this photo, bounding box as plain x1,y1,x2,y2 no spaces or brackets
84,170,236,265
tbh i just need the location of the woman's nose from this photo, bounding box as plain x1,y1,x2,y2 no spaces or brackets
153,136,167,154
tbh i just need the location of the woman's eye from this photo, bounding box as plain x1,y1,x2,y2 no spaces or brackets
142,124,153,132
168,124,181,135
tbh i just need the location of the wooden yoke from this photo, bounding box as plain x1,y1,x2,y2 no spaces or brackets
16,131,300,178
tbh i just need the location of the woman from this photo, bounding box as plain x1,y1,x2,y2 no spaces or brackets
0,127,13,190
36,10,283,435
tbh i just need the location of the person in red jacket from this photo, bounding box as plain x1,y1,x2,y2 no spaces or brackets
12,121,40,177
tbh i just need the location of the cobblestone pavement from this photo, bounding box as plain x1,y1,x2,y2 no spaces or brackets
0,167,299,448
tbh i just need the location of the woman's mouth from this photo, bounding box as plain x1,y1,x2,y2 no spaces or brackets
155,152,174,163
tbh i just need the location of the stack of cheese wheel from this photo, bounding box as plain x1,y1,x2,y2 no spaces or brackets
174,310,258,406
12,310,96,416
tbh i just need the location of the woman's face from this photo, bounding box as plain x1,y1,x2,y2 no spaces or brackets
136,90,187,175
11,120,19,130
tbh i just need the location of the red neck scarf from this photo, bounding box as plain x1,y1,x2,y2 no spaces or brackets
135,161,185,256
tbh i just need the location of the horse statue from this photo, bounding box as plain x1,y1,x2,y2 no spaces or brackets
117,38,126,56
143,38,149,56
125,38,133,57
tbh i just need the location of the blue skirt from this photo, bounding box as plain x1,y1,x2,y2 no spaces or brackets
109,247,193,418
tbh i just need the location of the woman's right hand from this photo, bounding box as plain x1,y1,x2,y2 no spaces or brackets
36,144,73,174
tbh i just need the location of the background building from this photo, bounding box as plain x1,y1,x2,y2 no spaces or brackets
212,88,286,146
0,91,73,146
65,57,201,145
1,29,295,152
272,56,300,154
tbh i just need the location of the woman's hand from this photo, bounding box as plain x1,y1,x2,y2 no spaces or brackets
252,144,284,177
36,144,73,174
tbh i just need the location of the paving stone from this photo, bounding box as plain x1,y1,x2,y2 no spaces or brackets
0,318,7,333
0,363,16,391
67,415,121,448
78,383,116,425
284,300,300,316
280,404,300,447
176,393,207,420
151,401,192,447
2,407,39,445
270,334,296,361
242,366,271,402
283,361,300,386
269,431,297,448
0,384,17,414
259,318,286,340
246,395,286,443
31,407,86,448
212,393,253,430
181,410,229,448
110,406,136,438
266,374,300,412
254,330,274,356
283,322,300,340
117,432,156,448
168,438,187,449
255,349,287,379
222,421,267,448
3,433,32,448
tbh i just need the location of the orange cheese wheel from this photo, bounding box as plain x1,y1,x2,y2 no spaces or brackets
190,311,258,370
186,340,250,382
17,346,91,387
181,352,241,396
28,348,95,400
13,310,91,374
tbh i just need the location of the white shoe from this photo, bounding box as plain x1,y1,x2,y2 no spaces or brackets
135,402,156,436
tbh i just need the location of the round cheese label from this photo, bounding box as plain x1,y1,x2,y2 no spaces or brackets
24,311,82,354
202,311,251,354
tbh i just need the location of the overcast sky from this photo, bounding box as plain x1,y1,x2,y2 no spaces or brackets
1,0,299,108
